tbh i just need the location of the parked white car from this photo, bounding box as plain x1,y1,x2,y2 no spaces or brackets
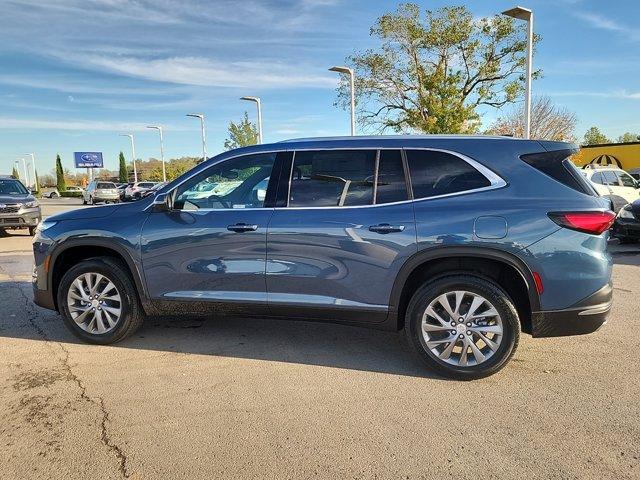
124,182,156,200
582,166,640,210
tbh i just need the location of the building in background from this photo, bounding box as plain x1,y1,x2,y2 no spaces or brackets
573,142,640,177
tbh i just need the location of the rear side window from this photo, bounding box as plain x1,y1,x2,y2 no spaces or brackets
289,150,375,207
591,172,604,184
406,150,490,199
521,150,597,196
376,150,409,204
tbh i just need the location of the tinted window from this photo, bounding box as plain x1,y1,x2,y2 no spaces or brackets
591,172,604,184
618,172,637,187
0,179,28,195
174,153,276,210
376,150,408,204
602,171,619,186
406,150,490,199
97,182,115,189
289,150,375,207
139,183,154,188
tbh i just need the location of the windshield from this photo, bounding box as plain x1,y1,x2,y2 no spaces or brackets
0,179,28,195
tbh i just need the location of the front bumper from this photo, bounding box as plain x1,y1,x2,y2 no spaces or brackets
531,282,612,337
0,208,41,228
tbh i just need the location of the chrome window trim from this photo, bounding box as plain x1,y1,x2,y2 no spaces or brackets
162,146,507,212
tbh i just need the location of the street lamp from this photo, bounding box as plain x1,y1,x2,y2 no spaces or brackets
25,153,37,190
329,65,355,136
186,113,207,163
240,96,263,144
502,6,533,139
147,126,166,182
119,133,138,183
20,157,30,188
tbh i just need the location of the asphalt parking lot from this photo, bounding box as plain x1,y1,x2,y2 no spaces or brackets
0,198,639,479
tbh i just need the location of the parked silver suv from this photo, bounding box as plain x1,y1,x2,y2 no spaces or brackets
82,181,119,205
0,176,41,235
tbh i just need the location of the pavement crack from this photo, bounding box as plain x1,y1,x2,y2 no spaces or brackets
14,281,130,478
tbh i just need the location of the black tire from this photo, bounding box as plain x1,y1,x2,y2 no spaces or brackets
88,196,94,205
404,274,520,380
28,226,36,236
52,192,59,198
57,257,144,344
82,197,87,205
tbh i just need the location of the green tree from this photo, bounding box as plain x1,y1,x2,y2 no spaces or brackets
118,151,128,183
616,132,640,143
583,127,611,146
55,154,66,192
11,165,19,179
336,3,540,134
224,112,259,150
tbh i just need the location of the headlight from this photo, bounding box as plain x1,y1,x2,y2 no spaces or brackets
36,220,57,233
618,207,634,219
23,200,39,208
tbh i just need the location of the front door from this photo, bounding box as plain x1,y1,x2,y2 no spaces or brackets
265,149,417,323
141,152,281,314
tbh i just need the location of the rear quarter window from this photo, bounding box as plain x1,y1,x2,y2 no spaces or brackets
406,150,491,199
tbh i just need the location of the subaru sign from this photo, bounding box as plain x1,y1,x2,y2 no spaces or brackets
74,152,104,168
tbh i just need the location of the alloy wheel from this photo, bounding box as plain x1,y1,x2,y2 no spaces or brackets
66,272,122,334
420,290,503,367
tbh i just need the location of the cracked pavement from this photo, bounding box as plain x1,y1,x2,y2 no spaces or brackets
0,200,639,479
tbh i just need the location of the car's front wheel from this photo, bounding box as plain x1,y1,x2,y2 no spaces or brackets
57,258,144,344
404,275,520,380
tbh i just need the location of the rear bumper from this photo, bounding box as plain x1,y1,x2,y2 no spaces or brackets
531,281,612,337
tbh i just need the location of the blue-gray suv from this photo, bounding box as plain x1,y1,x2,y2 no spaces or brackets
33,136,615,379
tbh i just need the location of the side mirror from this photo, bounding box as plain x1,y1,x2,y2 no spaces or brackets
151,192,170,212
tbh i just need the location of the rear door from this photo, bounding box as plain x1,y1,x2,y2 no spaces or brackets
265,149,417,323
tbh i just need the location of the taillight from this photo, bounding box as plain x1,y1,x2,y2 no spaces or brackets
548,211,615,235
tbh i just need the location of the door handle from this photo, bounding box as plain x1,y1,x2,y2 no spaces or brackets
369,223,405,234
227,223,258,233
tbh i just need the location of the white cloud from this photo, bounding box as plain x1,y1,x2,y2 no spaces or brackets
0,117,186,132
74,55,336,89
574,11,640,41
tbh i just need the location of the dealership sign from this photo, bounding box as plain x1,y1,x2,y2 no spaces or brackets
74,152,104,168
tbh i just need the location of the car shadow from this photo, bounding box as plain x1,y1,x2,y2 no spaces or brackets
2,280,443,380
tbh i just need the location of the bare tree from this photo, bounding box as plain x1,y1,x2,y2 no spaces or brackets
487,96,577,141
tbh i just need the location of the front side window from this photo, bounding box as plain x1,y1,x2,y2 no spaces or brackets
174,153,276,210
591,172,604,185
617,172,637,188
288,150,375,207
406,150,491,199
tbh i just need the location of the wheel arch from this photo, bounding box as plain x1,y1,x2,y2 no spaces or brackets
49,238,149,312
389,247,540,334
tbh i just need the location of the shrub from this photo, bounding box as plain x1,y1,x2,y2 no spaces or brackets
60,191,83,198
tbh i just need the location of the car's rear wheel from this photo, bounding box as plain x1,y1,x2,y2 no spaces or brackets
28,226,36,236
404,275,520,380
57,258,144,344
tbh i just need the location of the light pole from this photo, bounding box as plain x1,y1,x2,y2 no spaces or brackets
329,66,355,136
25,153,37,190
119,133,138,182
20,157,30,188
147,125,166,182
186,113,207,163
502,6,533,139
240,96,263,144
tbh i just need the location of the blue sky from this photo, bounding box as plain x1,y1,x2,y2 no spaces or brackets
1,0,639,175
